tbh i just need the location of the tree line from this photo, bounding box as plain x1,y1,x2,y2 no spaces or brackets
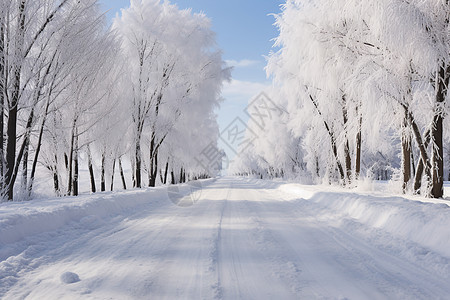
0,0,229,201
232,0,449,198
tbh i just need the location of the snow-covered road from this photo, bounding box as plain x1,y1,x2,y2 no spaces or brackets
2,177,450,299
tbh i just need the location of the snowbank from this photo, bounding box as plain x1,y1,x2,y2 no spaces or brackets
279,183,450,258
0,178,217,258
0,188,168,259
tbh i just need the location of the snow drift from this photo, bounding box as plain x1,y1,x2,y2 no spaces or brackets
280,183,450,259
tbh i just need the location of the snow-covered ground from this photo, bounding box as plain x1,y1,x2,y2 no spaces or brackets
1,177,450,299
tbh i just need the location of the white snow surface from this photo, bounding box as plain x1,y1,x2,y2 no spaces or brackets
1,177,450,299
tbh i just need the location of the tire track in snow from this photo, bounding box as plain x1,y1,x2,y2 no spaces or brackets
243,186,317,298
209,181,232,300
216,179,298,300
248,210,305,296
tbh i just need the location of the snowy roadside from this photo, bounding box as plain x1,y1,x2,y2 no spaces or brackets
0,179,216,260
0,189,163,261
277,180,450,269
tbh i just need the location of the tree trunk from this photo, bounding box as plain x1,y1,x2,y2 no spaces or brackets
412,129,431,194
344,139,352,184
148,91,168,187
149,151,158,187
135,139,141,188
163,159,169,184
342,96,352,184
181,168,186,183
430,63,449,198
401,112,411,193
26,46,56,196
5,73,19,201
404,106,432,194
149,135,157,187
50,156,60,197
29,97,51,195
171,169,175,184
119,157,127,190
355,106,362,180
308,94,345,181
414,159,425,193
21,142,28,192
9,99,39,198
67,121,76,195
52,137,61,197
53,167,60,196
64,153,69,170
72,132,79,196
110,158,116,191
101,151,106,192
5,0,26,201
431,116,443,198
315,156,320,177
131,157,135,188
87,144,96,193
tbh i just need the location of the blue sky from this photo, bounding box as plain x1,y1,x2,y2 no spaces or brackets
99,0,284,162
100,1,282,79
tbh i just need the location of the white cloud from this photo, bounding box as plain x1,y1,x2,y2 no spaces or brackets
222,79,271,103
225,59,260,68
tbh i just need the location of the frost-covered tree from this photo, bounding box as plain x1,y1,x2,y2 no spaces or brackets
235,0,449,198
0,0,228,201
0,0,115,200
113,0,229,188
23,1,117,198
230,88,305,180
264,0,373,185
337,0,450,196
